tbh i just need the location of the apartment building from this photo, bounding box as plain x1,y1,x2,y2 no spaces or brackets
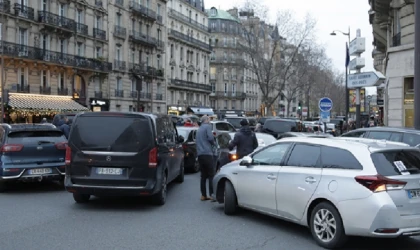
369,0,414,126
207,7,250,113
0,0,111,119
108,0,167,113
165,0,211,114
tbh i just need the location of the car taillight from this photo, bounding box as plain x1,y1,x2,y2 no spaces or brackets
65,145,71,165
1,144,23,152
182,144,187,150
55,142,67,150
229,153,237,161
213,131,216,136
355,175,406,193
148,147,158,168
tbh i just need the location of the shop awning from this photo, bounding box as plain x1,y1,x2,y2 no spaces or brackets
187,107,214,116
8,93,89,111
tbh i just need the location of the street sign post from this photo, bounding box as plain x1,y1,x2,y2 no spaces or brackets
320,111,331,123
347,71,385,88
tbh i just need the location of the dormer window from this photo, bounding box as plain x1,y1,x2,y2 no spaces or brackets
210,7,217,17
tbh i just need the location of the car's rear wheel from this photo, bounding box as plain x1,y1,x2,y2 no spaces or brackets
73,193,90,203
224,180,238,215
152,173,167,206
176,161,184,183
310,202,347,249
192,158,200,173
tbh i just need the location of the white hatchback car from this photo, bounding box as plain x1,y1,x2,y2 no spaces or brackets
213,137,420,249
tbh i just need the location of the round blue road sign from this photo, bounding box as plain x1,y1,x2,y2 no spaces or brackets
319,97,333,112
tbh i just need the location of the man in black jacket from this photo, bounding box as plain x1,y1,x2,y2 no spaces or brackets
228,119,259,159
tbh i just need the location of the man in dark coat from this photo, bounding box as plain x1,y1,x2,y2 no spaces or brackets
228,119,258,159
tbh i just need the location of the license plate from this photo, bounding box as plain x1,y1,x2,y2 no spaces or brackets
29,168,52,175
96,168,123,175
408,189,420,199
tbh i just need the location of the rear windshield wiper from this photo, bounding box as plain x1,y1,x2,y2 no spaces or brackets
38,140,54,144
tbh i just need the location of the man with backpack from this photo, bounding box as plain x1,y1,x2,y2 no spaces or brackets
228,119,259,159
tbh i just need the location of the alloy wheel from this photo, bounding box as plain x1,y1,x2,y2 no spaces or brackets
313,208,337,242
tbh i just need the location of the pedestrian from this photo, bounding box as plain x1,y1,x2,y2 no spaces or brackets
254,123,262,132
366,116,377,127
196,115,216,201
228,119,258,159
57,116,70,139
184,119,194,127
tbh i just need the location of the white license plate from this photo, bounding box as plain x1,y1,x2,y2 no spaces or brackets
29,168,52,175
96,168,123,175
408,189,420,199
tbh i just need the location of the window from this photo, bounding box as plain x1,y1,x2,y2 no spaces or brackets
389,132,403,142
232,83,235,94
402,133,420,147
210,8,217,16
41,0,48,11
371,150,420,176
320,146,362,170
19,67,26,87
76,9,83,24
59,4,65,17
252,143,291,165
341,131,366,138
96,47,102,58
170,44,174,58
366,131,392,140
224,100,228,109
116,45,121,61
287,144,321,167
94,77,100,92
116,78,122,90
59,73,65,89
131,79,136,91
59,39,66,53
215,123,230,131
180,47,183,61
211,82,215,93
19,28,28,45
224,83,227,94
95,16,102,29
116,13,121,26
76,42,84,56
157,4,161,15
41,70,48,88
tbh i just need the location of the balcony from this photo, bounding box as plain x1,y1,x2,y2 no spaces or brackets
210,91,246,99
155,93,163,100
0,41,112,72
14,84,30,93
157,14,163,24
168,8,209,33
95,0,103,8
93,28,106,40
114,60,126,71
13,3,35,21
94,91,103,98
157,40,165,50
130,91,138,98
129,1,156,21
0,0,11,13
129,30,157,47
115,89,124,98
57,88,68,95
38,11,77,33
129,63,157,76
168,29,211,51
115,0,124,6
40,86,51,94
169,79,212,92
76,23,88,36
114,25,126,39
391,32,401,47
211,57,246,65
141,92,152,99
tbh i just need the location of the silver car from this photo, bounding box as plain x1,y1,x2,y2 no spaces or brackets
213,137,420,249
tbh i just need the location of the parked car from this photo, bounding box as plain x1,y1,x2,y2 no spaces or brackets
216,132,276,168
340,127,420,147
224,117,245,130
64,112,185,205
213,137,420,248
0,123,67,192
256,116,279,126
261,118,299,138
177,127,200,173
210,121,236,136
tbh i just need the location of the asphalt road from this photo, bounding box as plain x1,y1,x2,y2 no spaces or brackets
0,173,419,250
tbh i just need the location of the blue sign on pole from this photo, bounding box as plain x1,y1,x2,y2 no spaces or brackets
319,97,333,112
320,111,331,123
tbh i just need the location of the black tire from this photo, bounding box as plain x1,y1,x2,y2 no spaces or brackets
224,181,238,215
0,180,6,193
58,177,65,187
73,193,90,203
192,158,200,173
309,202,348,249
175,161,184,183
152,173,167,206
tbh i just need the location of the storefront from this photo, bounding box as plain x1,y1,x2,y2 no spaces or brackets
167,106,186,116
6,93,89,124
90,98,110,112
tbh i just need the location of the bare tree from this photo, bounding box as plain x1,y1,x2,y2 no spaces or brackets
237,3,317,114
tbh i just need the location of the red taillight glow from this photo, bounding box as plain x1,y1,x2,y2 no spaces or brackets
65,145,71,165
213,131,216,136
182,144,187,150
229,153,238,161
55,142,67,150
1,144,24,152
355,175,406,193
148,147,158,168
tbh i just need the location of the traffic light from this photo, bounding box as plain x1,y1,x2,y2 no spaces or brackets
298,102,302,110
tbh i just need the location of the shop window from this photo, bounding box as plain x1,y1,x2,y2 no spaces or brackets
404,77,414,104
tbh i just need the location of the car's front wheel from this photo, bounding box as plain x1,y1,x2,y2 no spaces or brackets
309,202,347,249
192,157,200,173
73,193,90,203
224,180,238,215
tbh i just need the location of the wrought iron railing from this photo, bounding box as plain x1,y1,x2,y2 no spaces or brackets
93,28,106,40
40,86,51,94
57,88,68,95
13,3,34,20
38,11,77,31
129,1,156,20
169,29,211,51
169,79,212,92
114,60,126,71
0,0,11,13
168,8,209,32
76,23,88,36
392,32,401,47
211,91,246,99
114,25,127,38
129,30,156,46
15,84,30,93
94,91,103,98
115,89,124,97
155,93,163,100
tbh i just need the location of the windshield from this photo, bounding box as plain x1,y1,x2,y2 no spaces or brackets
70,115,153,152
371,150,420,176
226,118,242,128
228,132,275,146
264,120,296,133
7,130,64,144
177,129,191,139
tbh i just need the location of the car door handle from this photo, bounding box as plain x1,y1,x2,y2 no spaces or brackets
305,177,317,184
267,174,276,180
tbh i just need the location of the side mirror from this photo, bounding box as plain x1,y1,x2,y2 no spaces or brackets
178,136,185,143
239,156,253,167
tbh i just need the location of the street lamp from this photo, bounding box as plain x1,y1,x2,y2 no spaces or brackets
330,27,351,128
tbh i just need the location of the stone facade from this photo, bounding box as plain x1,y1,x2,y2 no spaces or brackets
108,0,167,113
0,0,112,109
165,0,211,114
369,0,415,126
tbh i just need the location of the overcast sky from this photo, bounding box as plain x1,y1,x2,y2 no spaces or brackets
206,0,375,93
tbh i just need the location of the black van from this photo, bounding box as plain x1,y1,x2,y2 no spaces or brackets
261,118,298,139
64,112,185,205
